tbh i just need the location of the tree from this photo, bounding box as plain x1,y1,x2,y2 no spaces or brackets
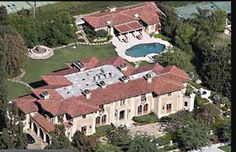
71,131,97,152
159,4,181,39
216,124,231,142
0,25,27,77
156,48,195,73
9,15,38,48
127,135,159,152
95,144,121,152
177,120,211,151
174,22,195,54
0,42,7,130
201,44,231,99
107,126,132,151
197,103,221,124
0,128,14,149
0,5,8,25
46,125,71,149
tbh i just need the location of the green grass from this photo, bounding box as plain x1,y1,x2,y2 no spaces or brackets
156,133,173,146
219,145,231,152
6,81,31,100
132,112,158,124
94,125,115,138
22,44,117,84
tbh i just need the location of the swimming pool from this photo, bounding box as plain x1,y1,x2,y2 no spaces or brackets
125,43,166,57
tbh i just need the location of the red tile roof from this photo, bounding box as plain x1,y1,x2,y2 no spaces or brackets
114,24,133,34
31,113,55,132
16,57,191,119
83,2,160,29
41,76,72,86
15,95,38,114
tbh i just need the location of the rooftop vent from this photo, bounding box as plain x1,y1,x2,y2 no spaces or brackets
40,91,50,100
108,6,117,12
106,20,112,25
134,13,139,18
82,89,91,99
144,73,152,83
118,63,128,71
120,75,129,83
72,60,85,71
97,80,106,88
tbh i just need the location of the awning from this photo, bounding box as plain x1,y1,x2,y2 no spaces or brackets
114,21,144,34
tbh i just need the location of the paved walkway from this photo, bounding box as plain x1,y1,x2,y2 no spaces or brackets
189,143,229,152
129,122,166,138
24,129,47,149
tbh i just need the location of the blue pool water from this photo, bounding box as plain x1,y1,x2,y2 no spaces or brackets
125,43,166,57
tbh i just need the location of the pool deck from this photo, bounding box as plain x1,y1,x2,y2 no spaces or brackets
111,32,172,63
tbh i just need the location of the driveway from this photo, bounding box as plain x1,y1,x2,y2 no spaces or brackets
24,129,47,149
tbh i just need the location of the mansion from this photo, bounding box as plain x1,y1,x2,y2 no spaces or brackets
14,56,195,143
76,2,164,36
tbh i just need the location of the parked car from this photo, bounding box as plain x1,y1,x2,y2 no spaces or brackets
26,133,35,144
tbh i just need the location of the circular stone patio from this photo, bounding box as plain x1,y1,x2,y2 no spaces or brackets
28,45,54,59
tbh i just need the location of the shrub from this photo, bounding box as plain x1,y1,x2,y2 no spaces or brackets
132,112,158,124
94,124,115,137
96,29,108,37
156,134,173,146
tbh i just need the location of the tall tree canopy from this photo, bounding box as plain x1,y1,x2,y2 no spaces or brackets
0,5,8,25
0,25,27,77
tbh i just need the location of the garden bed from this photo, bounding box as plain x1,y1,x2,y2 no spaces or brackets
132,112,158,125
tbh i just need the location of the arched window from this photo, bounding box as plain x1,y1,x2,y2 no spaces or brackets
143,104,148,113
81,126,87,134
101,115,107,124
96,116,100,126
138,105,142,115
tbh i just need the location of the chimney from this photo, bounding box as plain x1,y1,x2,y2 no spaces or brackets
40,91,50,100
120,75,129,83
106,20,111,25
144,73,152,83
82,89,91,99
97,81,106,88
118,63,128,71
108,6,117,12
72,60,85,71
134,13,139,18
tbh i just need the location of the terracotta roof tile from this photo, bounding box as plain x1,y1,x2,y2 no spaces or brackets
31,113,55,132
83,2,160,28
15,97,38,114
41,76,72,86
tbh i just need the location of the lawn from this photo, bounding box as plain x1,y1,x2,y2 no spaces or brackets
219,145,231,152
93,125,115,138
6,81,31,100
22,44,117,84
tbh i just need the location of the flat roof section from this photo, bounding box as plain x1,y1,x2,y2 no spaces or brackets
56,65,124,99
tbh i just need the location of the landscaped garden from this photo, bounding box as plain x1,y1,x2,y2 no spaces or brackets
132,112,158,124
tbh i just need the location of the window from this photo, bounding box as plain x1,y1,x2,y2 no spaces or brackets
82,115,86,119
81,126,87,134
101,115,107,124
141,94,146,102
166,104,172,113
96,116,100,126
143,104,148,113
119,110,125,120
184,101,188,107
168,93,172,96
120,99,125,106
138,105,142,115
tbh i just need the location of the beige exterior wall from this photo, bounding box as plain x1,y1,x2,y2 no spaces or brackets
146,24,156,34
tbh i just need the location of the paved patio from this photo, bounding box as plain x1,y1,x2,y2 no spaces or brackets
111,31,172,63
128,122,166,138
24,129,47,149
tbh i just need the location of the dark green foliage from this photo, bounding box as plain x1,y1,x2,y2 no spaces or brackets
0,5,8,25
132,112,158,124
9,15,38,48
127,135,159,152
0,25,27,77
201,44,231,99
94,124,115,138
156,48,195,73
216,124,231,142
177,120,211,151
107,126,131,151
71,131,97,152
46,125,71,149
174,22,195,53
197,103,221,124
95,144,121,152
156,133,172,146
159,4,181,40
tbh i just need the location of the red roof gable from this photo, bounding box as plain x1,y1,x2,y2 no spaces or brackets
83,2,160,29
32,113,55,132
